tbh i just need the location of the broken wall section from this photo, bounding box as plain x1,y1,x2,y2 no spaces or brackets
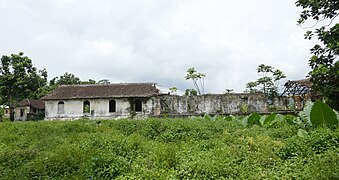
159,93,269,116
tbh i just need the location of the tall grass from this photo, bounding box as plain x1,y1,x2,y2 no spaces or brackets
0,117,338,179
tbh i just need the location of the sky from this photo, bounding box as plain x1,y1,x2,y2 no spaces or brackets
0,0,317,93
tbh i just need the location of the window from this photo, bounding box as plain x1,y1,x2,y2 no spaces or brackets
83,101,90,113
109,100,116,112
135,100,142,112
57,101,64,114
20,109,24,117
5,110,8,114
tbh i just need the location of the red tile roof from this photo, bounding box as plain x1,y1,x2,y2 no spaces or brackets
41,83,160,100
17,99,45,109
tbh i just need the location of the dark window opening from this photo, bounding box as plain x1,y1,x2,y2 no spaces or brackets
5,110,8,114
20,109,24,117
58,101,65,114
109,100,116,112
135,100,142,112
83,101,90,113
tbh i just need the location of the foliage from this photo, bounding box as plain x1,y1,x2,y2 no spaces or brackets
246,64,286,100
50,72,81,86
310,100,338,128
0,117,337,179
97,79,110,84
185,67,206,95
184,89,198,96
0,114,339,179
169,87,177,93
0,107,3,122
81,79,96,84
0,52,47,121
296,0,339,110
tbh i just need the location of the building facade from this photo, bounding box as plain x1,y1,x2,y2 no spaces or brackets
14,99,45,121
42,83,161,120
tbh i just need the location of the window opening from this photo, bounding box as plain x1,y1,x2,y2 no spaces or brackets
109,100,116,112
135,100,142,112
83,101,90,113
58,101,65,114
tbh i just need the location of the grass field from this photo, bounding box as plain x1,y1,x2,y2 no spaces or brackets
0,116,338,179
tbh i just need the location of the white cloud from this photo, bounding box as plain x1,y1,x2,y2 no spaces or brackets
0,0,315,93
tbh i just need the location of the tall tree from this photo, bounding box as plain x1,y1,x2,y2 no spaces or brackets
246,64,286,100
50,72,81,86
185,67,206,95
0,52,47,121
296,0,339,110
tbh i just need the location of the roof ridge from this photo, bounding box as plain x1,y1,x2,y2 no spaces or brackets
59,82,156,87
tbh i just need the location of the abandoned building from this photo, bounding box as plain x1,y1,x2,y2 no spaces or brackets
15,99,45,121
41,83,161,120
281,79,321,110
41,83,275,120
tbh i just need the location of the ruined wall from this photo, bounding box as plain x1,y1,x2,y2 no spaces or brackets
159,93,269,116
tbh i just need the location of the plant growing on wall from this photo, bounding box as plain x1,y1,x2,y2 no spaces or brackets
169,87,177,94
185,67,206,95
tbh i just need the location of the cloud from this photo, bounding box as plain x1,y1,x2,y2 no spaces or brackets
0,0,315,93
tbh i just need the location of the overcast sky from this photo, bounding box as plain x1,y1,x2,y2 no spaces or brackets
0,0,316,93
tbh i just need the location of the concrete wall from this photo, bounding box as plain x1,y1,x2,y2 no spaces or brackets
45,97,159,120
14,106,30,121
159,93,269,116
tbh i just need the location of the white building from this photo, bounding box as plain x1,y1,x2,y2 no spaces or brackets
41,83,161,120
15,99,45,121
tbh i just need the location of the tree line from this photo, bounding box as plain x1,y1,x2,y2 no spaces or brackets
0,52,110,121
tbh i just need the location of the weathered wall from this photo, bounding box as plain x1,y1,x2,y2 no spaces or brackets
45,97,159,120
14,106,30,121
159,93,269,116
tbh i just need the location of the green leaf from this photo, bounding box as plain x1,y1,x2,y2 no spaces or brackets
264,112,277,126
310,100,338,128
297,129,308,138
247,112,261,126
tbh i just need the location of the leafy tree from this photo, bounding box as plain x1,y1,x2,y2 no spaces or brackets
185,67,206,95
246,64,286,99
50,72,81,86
0,52,47,121
296,0,339,110
169,87,178,93
245,81,259,93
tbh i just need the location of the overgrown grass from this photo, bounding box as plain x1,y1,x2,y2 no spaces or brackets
0,117,338,179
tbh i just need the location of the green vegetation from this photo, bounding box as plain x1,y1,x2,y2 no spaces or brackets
0,109,338,179
185,67,206,95
296,0,339,110
245,64,286,100
0,52,48,121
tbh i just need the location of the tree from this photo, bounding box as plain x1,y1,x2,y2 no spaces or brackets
246,64,286,100
245,81,259,93
169,87,178,94
50,72,81,86
185,67,206,95
0,52,47,121
296,0,339,110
